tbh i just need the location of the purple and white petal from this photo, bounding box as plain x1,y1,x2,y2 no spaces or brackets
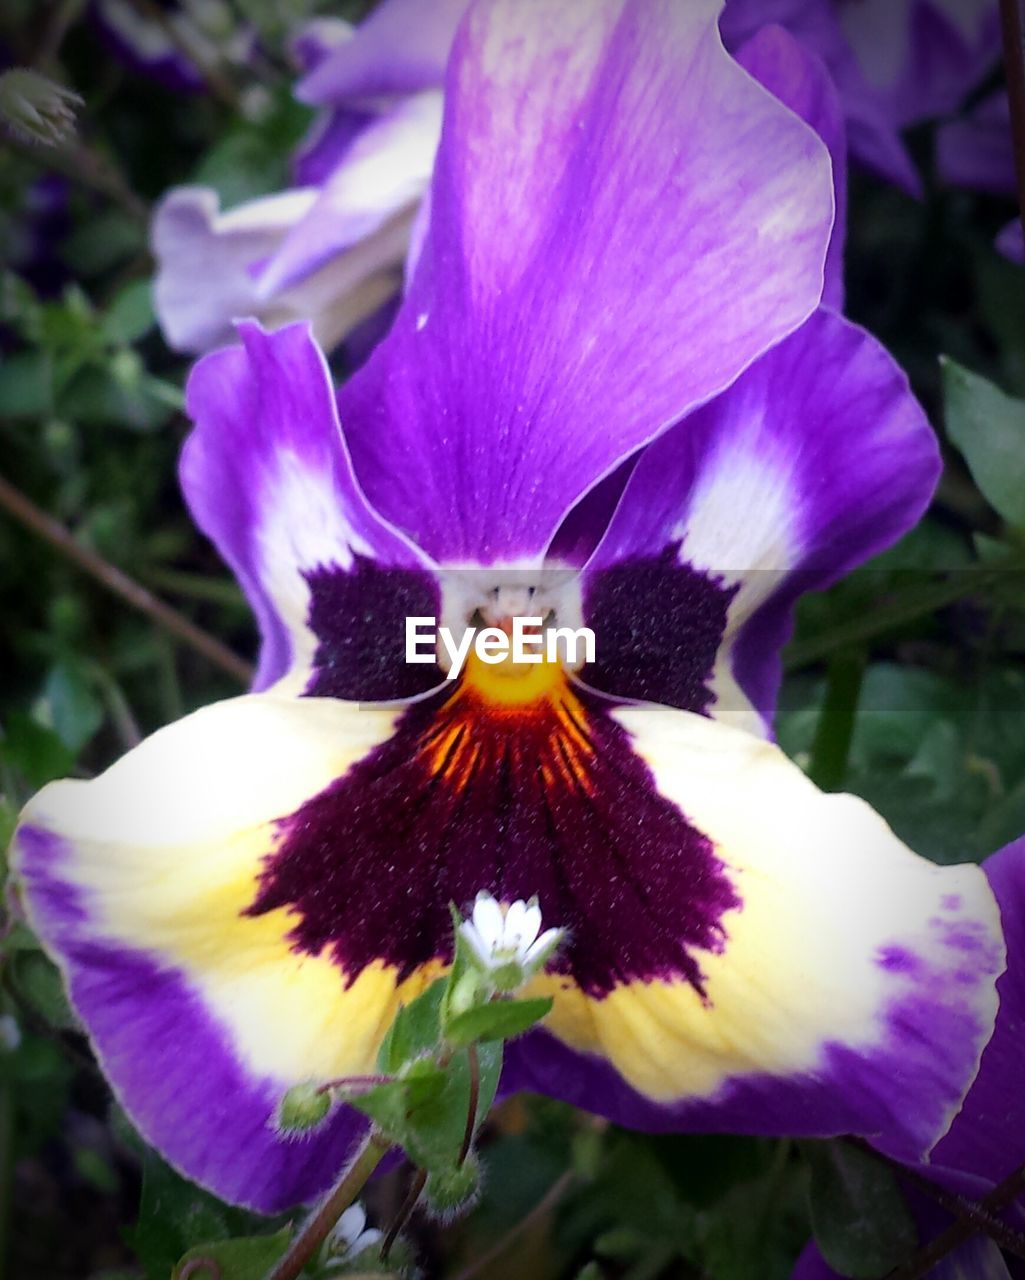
297,0,468,105
91,0,204,92
258,91,442,299
182,321,439,697
340,0,834,566
151,186,317,355
578,309,939,733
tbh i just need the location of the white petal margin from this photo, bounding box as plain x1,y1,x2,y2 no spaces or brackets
532,703,1004,1160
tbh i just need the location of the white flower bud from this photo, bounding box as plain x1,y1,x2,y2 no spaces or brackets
0,69,82,148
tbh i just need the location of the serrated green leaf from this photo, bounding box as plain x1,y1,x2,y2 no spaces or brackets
173,1229,291,1280
944,358,1025,529
377,978,445,1073
803,1141,917,1278
444,996,553,1046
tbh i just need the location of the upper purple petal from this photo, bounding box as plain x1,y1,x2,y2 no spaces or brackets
338,0,834,566
733,23,847,309
297,0,468,105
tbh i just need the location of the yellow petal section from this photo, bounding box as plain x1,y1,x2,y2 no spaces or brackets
525,702,1003,1126
17,694,443,1088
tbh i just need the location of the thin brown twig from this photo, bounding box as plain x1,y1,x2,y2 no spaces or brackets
0,474,253,685
884,1162,1025,1280
449,1168,576,1280
999,0,1025,240
266,1134,391,1280
849,1140,1025,1261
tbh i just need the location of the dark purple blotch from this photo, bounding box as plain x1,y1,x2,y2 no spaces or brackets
303,553,441,701
583,545,737,714
247,682,740,998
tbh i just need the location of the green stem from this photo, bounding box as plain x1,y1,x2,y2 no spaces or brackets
807,649,865,792
265,1133,390,1280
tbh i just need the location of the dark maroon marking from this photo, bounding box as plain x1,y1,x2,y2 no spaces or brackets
246,682,741,998
582,545,737,714
303,554,441,701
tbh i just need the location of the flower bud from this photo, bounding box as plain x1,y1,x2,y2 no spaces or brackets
277,1081,330,1134
0,69,82,148
424,1155,480,1221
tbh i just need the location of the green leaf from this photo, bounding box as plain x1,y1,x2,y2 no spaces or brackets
36,659,104,752
7,949,77,1030
0,713,75,788
802,1141,917,1278
126,1149,260,1280
173,1229,291,1280
0,350,51,417
102,280,155,345
377,978,446,1073
444,996,554,1046
944,358,1025,529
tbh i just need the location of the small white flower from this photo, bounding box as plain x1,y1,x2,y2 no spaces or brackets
459,891,564,986
325,1202,382,1264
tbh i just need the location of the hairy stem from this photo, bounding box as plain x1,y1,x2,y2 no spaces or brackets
266,1133,391,1280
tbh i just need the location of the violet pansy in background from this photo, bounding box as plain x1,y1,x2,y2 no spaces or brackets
721,0,1002,197
938,92,1025,263
11,0,1008,1224
792,837,1025,1277
151,13,444,355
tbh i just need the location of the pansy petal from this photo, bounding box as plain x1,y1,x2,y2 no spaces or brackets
340,0,834,564
937,92,1016,196
579,309,939,732
257,91,442,299
297,0,467,104
997,221,1025,265
505,696,1001,1161
12,693,432,1212
928,837,1025,1188
733,24,847,309
181,320,440,697
151,187,317,355
719,0,922,196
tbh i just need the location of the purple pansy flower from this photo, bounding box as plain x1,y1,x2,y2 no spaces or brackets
938,92,1025,264
151,15,443,355
721,0,1002,197
12,0,1004,1217
793,836,1025,1278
